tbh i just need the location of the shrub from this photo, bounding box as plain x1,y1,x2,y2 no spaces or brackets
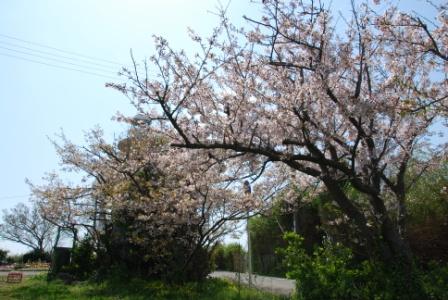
279,232,360,299
249,212,289,277
169,245,211,282
90,207,213,283
6,254,23,264
280,232,448,300
420,262,448,300
23,249,51,263
0,249,8,264
62,237,96,280
210,243,226,270
210,243,246,273
224,243,246,272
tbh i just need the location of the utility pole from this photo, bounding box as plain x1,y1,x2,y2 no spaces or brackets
247,212,253,287
243,180,253,287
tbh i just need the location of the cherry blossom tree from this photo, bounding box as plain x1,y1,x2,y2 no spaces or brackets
109,0,447,264
374,0,447,114
30,127,257,276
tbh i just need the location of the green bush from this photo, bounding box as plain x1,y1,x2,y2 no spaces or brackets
6,255,17,264
280,232,360,299
92,208,213,283
210,243,226,270
162,243,211,283
50,247,71,277
405,161,448,263
280,232,448,300
22,249,51,263
0,248,8,263
420,262,448,300
210,243,246,272
249,212,290,277
62,237,97,280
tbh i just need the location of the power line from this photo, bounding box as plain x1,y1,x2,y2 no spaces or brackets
0,45,120,74
0,52,120,80
0,40,120,71
0,33,160,80
0,33,123,66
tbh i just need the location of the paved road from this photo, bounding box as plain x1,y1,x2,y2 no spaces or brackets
0,270,46,277
210,271,295,296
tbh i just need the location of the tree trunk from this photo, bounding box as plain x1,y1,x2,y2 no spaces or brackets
369,194,413,264
380,216,413,263
322,177,383,259
293,209,299,234
71,227,78,249
37,239,45,255
293,204,323,254
397,194,408,237
53,226,62,249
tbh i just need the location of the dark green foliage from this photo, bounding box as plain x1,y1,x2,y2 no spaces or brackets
178,246,211,282
22,249,51,263
56,229,211,283
250,214,288,276
0,248,7,263
160,242,211,283
406,161,448,263
53,201,212,283
280,232,359,300
6,255,18,264
313,185,374,260
276,162,448,299
406,161,448,224
280,232,448,300
49,247,71,280
249,198,324,277
63,237,96,280
5,253,23,264
210,243,246,272
420,262,448,299
94,209,211,283
290,204,323,254
210,243,226,270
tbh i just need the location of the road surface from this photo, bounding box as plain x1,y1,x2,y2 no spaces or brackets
0,270,46,277
210,271,295,296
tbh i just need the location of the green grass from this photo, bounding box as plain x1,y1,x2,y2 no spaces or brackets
0,275,289,300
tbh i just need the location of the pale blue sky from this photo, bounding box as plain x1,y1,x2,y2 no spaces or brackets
0,0,442,254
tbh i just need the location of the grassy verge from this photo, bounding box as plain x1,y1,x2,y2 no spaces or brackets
0,275,289,300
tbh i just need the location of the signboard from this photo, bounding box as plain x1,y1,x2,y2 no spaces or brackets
6,272,23,283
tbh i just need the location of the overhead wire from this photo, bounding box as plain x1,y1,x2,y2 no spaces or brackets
0,33,159,80
0,33,123,66
0,35,163,205
0,45,120,74
0,52,120,80
0,40,120,71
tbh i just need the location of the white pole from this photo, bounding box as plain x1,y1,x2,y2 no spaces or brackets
243,180,253,288
247,212,253,287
